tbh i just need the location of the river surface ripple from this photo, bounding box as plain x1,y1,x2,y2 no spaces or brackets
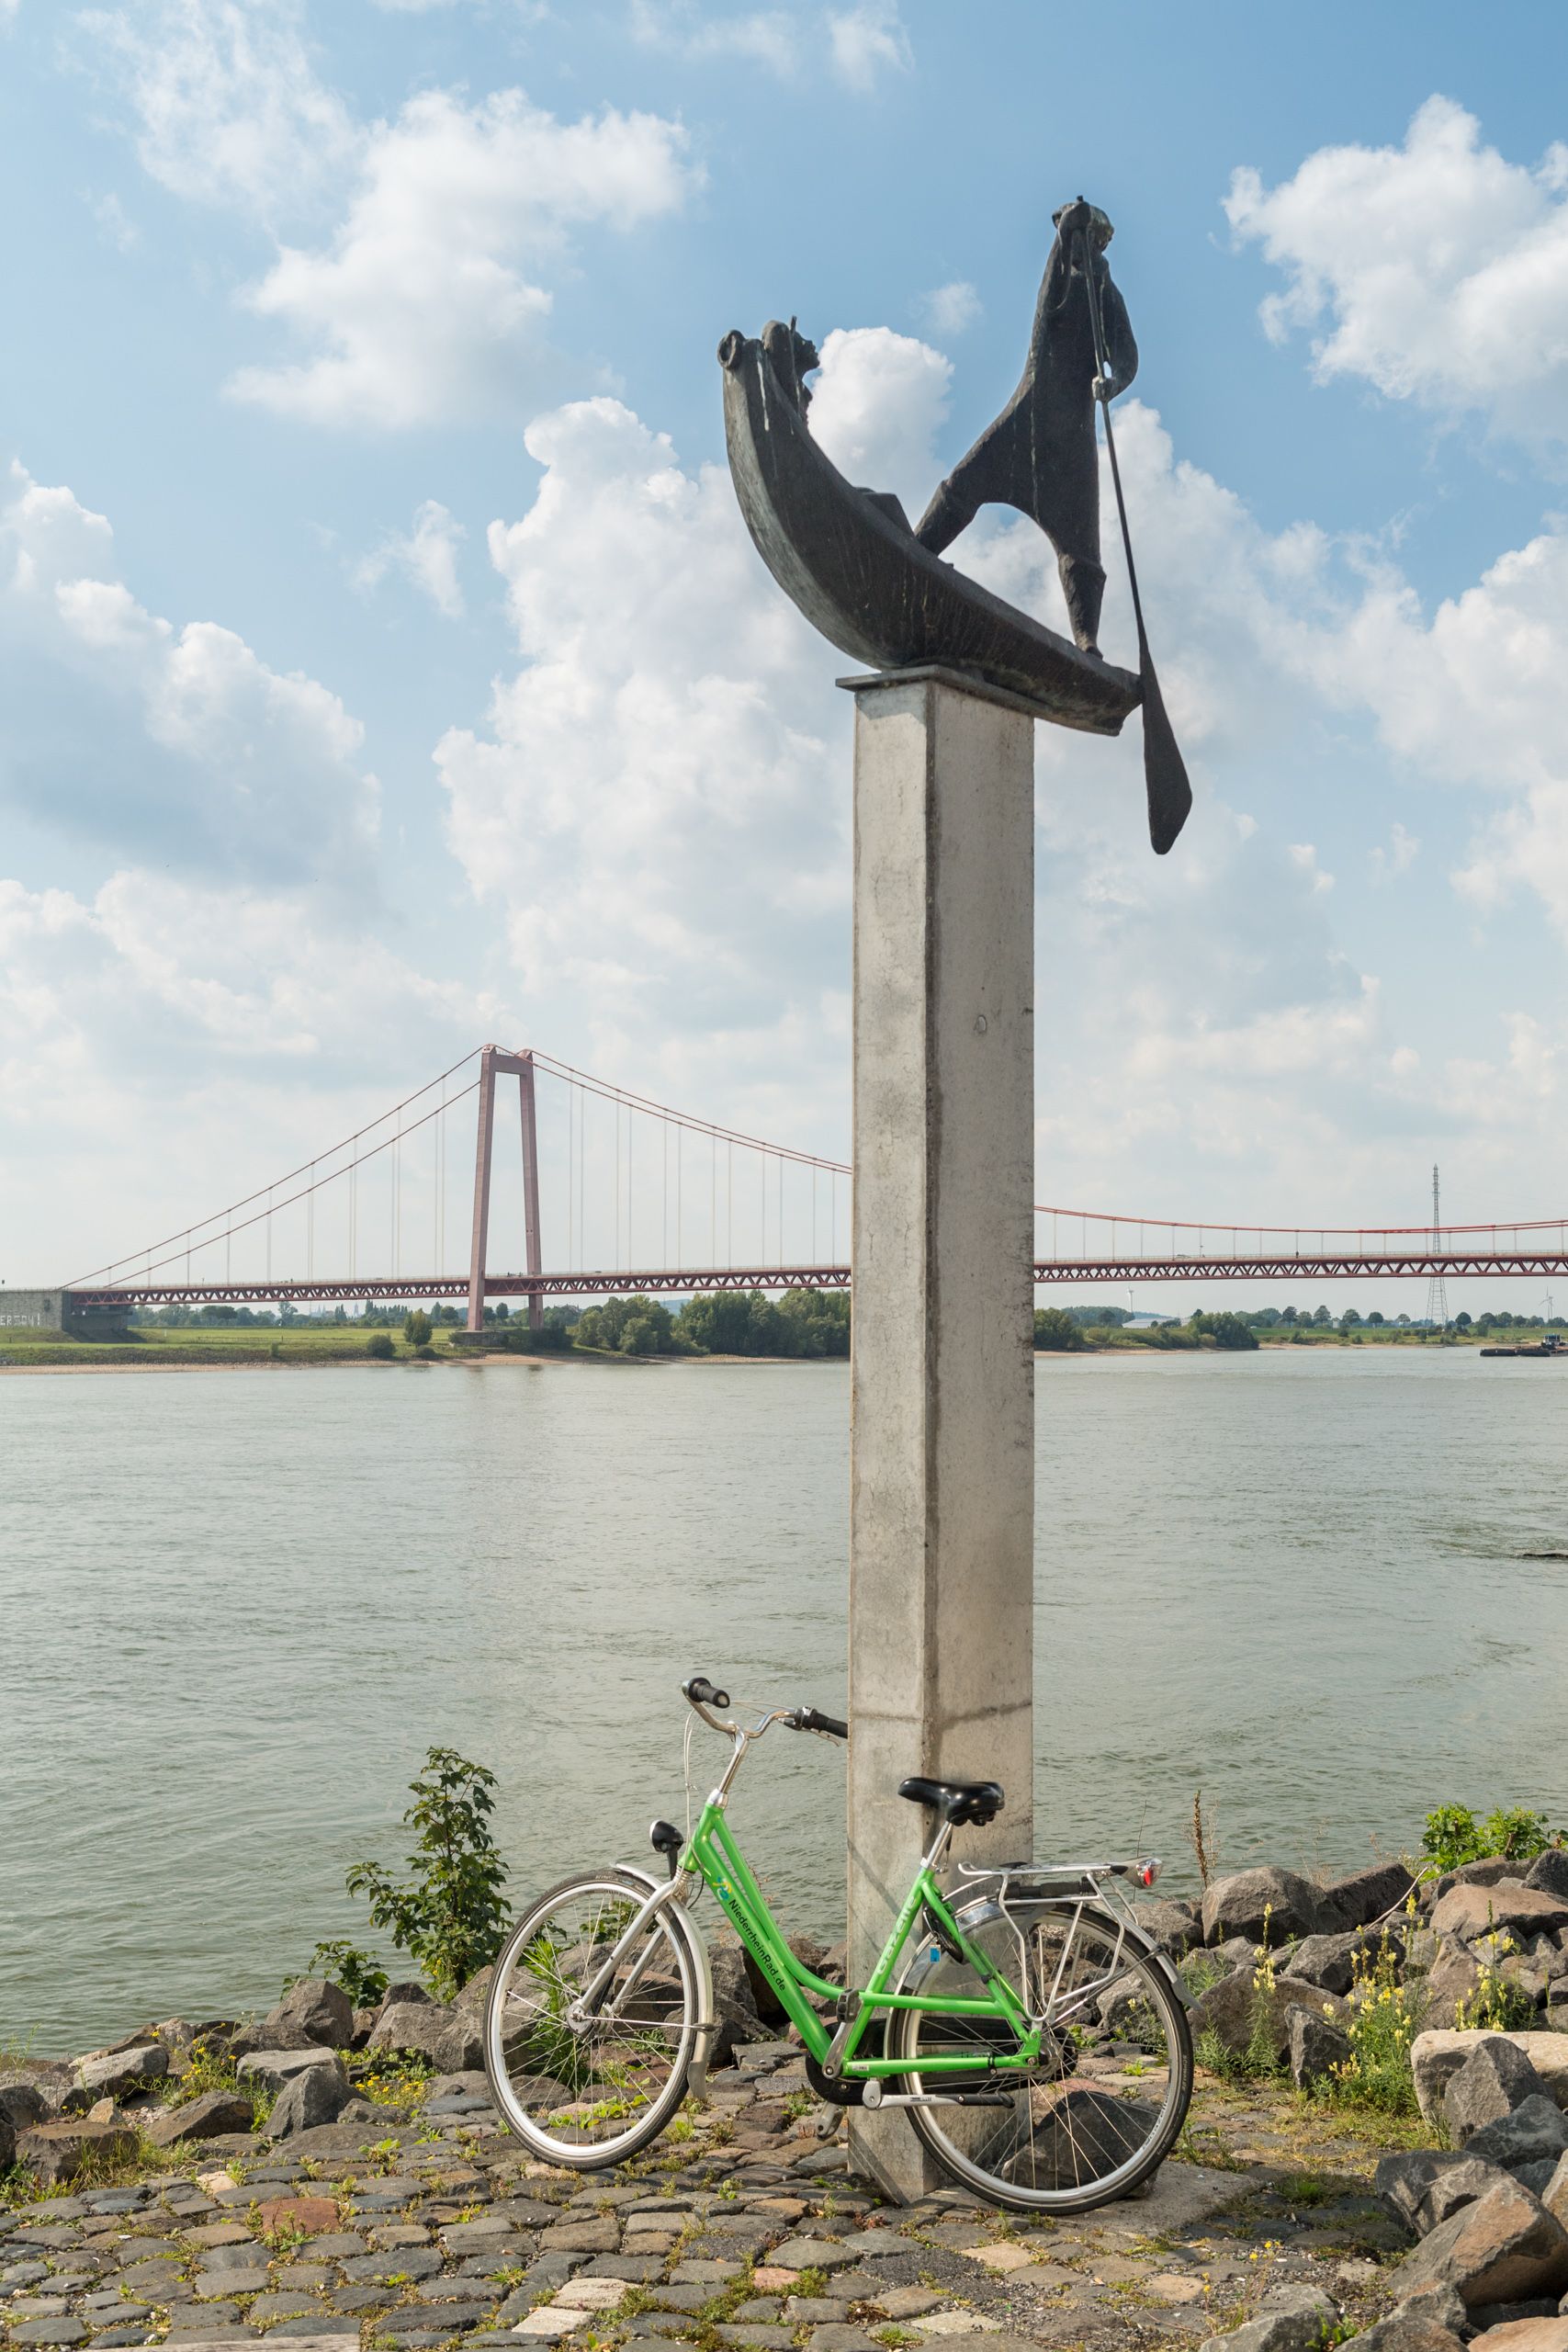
5,1347,1567,2048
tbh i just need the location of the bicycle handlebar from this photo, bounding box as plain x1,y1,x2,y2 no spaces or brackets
682,1674,731,1711
682,1674,848,1741
790,1705,849,1740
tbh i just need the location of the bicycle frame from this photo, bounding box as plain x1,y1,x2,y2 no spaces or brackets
683,1798,1041,2081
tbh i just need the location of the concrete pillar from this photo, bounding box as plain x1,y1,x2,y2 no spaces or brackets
845,667,1036,2200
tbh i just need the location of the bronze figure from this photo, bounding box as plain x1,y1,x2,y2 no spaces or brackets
915,200,1135,659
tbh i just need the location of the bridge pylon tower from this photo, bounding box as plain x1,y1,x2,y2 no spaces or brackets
467,1045,543,1334
1423,1163,1449,1332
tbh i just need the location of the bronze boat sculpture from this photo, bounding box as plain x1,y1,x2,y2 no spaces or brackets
718,323,1141,741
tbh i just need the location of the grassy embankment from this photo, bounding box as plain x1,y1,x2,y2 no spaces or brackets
0,1324,447,1368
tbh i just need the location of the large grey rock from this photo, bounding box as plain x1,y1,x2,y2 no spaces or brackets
1199,2283,1337,2352
1397,2178,1568,2307
1433,1886,1568,1949
1540,2154,1568,2231
1201,1867,1341,1945
1415,2034,1568,2124
1379,2150,1492,2235
1377,2150,1530,2239
1426,1945,1486,2031
1469,2320,1568,2352
1449,2043,1552,2144
1134,1898,1202,1956
1525,1854,1568,1905
1428,1860,1540,1908
262,1979,354,2052
1352,2315,1466,2352
15,2118,138,2185
1288,2003,1351,2089
143,2090,254,2146
1190,1968,1346,2067
451,1962,496,2013
1329,1860,1418,1929
1424,2162,1518,2235
710,1940,766,2023
1286,1932,1365,1996
1385,2286,1470,2337
64,2042,169,2109
266,2066,353,2138
377,1980,434,2010
0,2081,51,2170
237,2046,348,2096
1468,2099,1568,2176
365,2001,450,2064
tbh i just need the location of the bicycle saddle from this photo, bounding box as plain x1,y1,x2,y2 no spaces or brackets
897,1775,1004,1826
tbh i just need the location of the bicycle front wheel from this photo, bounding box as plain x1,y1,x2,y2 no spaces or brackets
887,1897,1192,2212
484,1867,702,2166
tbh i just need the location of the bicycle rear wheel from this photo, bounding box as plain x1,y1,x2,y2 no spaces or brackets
886,1896,1191,2212
484,1867,702,2166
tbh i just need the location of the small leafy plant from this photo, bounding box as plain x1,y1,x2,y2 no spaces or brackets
299,1939,389,2008
345,1747,510,1999
1422,1803,1560,1873
1325,1927,1422,2114
1453,1928,1537,2033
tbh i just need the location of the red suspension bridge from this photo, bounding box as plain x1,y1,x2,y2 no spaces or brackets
62,1043,1568,1330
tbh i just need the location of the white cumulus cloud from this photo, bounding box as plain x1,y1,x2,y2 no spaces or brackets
0,460,378,886
78,0,357,221
825,0,910,90
355,500,467,618
917,280,980,337
229,87,696,428
86,1,698,430
1226,96,1568,447
628,1,799,74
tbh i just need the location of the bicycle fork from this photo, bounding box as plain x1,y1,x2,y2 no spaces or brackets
561,1874,719,2095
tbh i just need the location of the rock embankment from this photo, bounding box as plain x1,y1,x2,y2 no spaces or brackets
7,1856,1568,2352
1132,1851,1568,2091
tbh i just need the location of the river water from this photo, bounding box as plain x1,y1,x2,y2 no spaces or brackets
6,1347,1567,2050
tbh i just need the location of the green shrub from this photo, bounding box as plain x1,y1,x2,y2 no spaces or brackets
1033,1307,1085,1351
366,1332,396,1361
299,1939,389,2008
403,1309,433,1348
1422,1803,1559,1872
345,1747,510,1999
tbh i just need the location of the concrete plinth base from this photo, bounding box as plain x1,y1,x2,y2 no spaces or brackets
844,669,1036,2200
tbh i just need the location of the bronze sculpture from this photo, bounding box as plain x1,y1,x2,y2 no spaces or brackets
717,198,1192,853
914,199,1134,661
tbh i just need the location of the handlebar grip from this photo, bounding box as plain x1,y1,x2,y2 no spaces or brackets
683,1675,731,1710
795,1706,849,1740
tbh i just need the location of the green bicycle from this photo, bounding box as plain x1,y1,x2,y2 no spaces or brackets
483,1673,1193,2211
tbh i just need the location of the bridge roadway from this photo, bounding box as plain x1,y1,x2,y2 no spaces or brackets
68,1244,1568,1311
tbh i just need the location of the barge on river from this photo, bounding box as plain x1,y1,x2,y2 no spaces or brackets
1479,1335,1566,1357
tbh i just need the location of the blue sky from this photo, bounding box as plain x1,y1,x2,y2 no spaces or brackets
5,0,1568,1313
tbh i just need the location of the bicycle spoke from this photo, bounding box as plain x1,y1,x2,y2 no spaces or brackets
894,1899,1190,2211
486,1873,698,2165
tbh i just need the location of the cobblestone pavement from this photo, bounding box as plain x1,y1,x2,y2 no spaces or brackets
1,2048,1423,2352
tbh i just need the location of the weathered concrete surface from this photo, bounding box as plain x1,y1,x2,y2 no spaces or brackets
0,1289,67,1329
0,1288,130,1338
845,671,1036,2201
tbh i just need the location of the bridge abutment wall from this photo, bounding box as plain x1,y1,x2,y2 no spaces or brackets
0,1289,131,1338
